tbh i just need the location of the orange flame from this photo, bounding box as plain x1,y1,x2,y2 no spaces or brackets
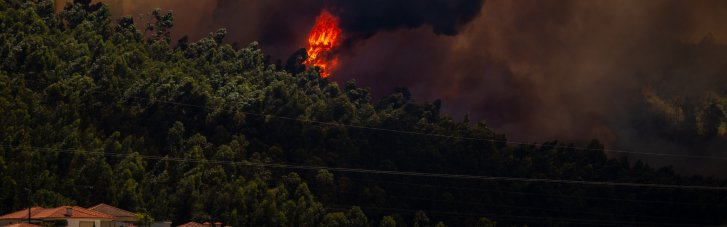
304,10,342,78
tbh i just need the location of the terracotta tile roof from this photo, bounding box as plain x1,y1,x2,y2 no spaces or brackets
87,203,137,219
0,207,44,220
35,206,113,219
0,206,113,220
177,222,206,227
2,223,43,227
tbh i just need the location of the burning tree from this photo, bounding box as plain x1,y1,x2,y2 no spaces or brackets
304,10,342,78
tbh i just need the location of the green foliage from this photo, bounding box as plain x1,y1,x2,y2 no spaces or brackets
135,212,155,227
347,206,368,227
0,1,725,227
413,210,430,227
146,8,173,43
380,216,397,227
475,218,495,227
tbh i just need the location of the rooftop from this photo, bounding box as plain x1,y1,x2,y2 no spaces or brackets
177,222,206,227
87,204,137,219
0,207,112,220
0,208,44,220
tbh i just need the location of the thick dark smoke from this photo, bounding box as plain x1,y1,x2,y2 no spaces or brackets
325,0,485,43
334,0,727,175
90,0,727,175
86,0,324,58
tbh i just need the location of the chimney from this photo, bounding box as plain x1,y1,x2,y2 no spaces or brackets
214,222,221,227
202,222,210,227
65,207,73,217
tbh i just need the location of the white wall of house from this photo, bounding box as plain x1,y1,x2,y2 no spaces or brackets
107,221,135,227
63,218,105,227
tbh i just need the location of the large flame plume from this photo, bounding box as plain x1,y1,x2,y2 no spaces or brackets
304,10,342,78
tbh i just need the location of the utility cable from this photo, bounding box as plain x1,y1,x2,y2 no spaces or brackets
3,144,727,190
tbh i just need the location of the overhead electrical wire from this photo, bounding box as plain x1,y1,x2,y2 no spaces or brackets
330,190,707,223
323,205,719,227
348,177,720,206
3,144,727,191
11,78,727,160
124,92,727,161
3,28,726,227
5,81,727,225
4,143,721,226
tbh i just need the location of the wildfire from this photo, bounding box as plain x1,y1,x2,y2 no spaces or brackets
304,10,342,78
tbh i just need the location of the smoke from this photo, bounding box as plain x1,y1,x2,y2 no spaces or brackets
90,0,727,175
90,0,323,58
325,0,485,43
334,0,727,175
90,0,485,57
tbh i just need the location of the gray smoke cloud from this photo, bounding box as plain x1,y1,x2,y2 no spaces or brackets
335,0,727,175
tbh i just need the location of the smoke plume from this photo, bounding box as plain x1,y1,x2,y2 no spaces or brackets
334,0,727,175
325,0,485,43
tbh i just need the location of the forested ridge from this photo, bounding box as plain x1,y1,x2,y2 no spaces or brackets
1,1,726,226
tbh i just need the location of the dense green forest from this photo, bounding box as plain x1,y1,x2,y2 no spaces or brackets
1,0,726,226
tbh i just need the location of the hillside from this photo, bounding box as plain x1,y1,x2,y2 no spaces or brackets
1,1,726,226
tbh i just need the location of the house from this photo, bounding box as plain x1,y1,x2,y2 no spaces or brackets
1,205,171,227
87,204,137,227
0,206,113,227
0,207,44,227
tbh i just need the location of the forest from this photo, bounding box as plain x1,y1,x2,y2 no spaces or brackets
1,0,726,226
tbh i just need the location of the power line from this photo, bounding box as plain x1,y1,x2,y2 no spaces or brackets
21,143,723,223
12,78,727,160
334,177,724,224
324,205,719,227
7,145,722,226
349,177,719,206
330,191,706,224
121,92,727,161
4,144,727,190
